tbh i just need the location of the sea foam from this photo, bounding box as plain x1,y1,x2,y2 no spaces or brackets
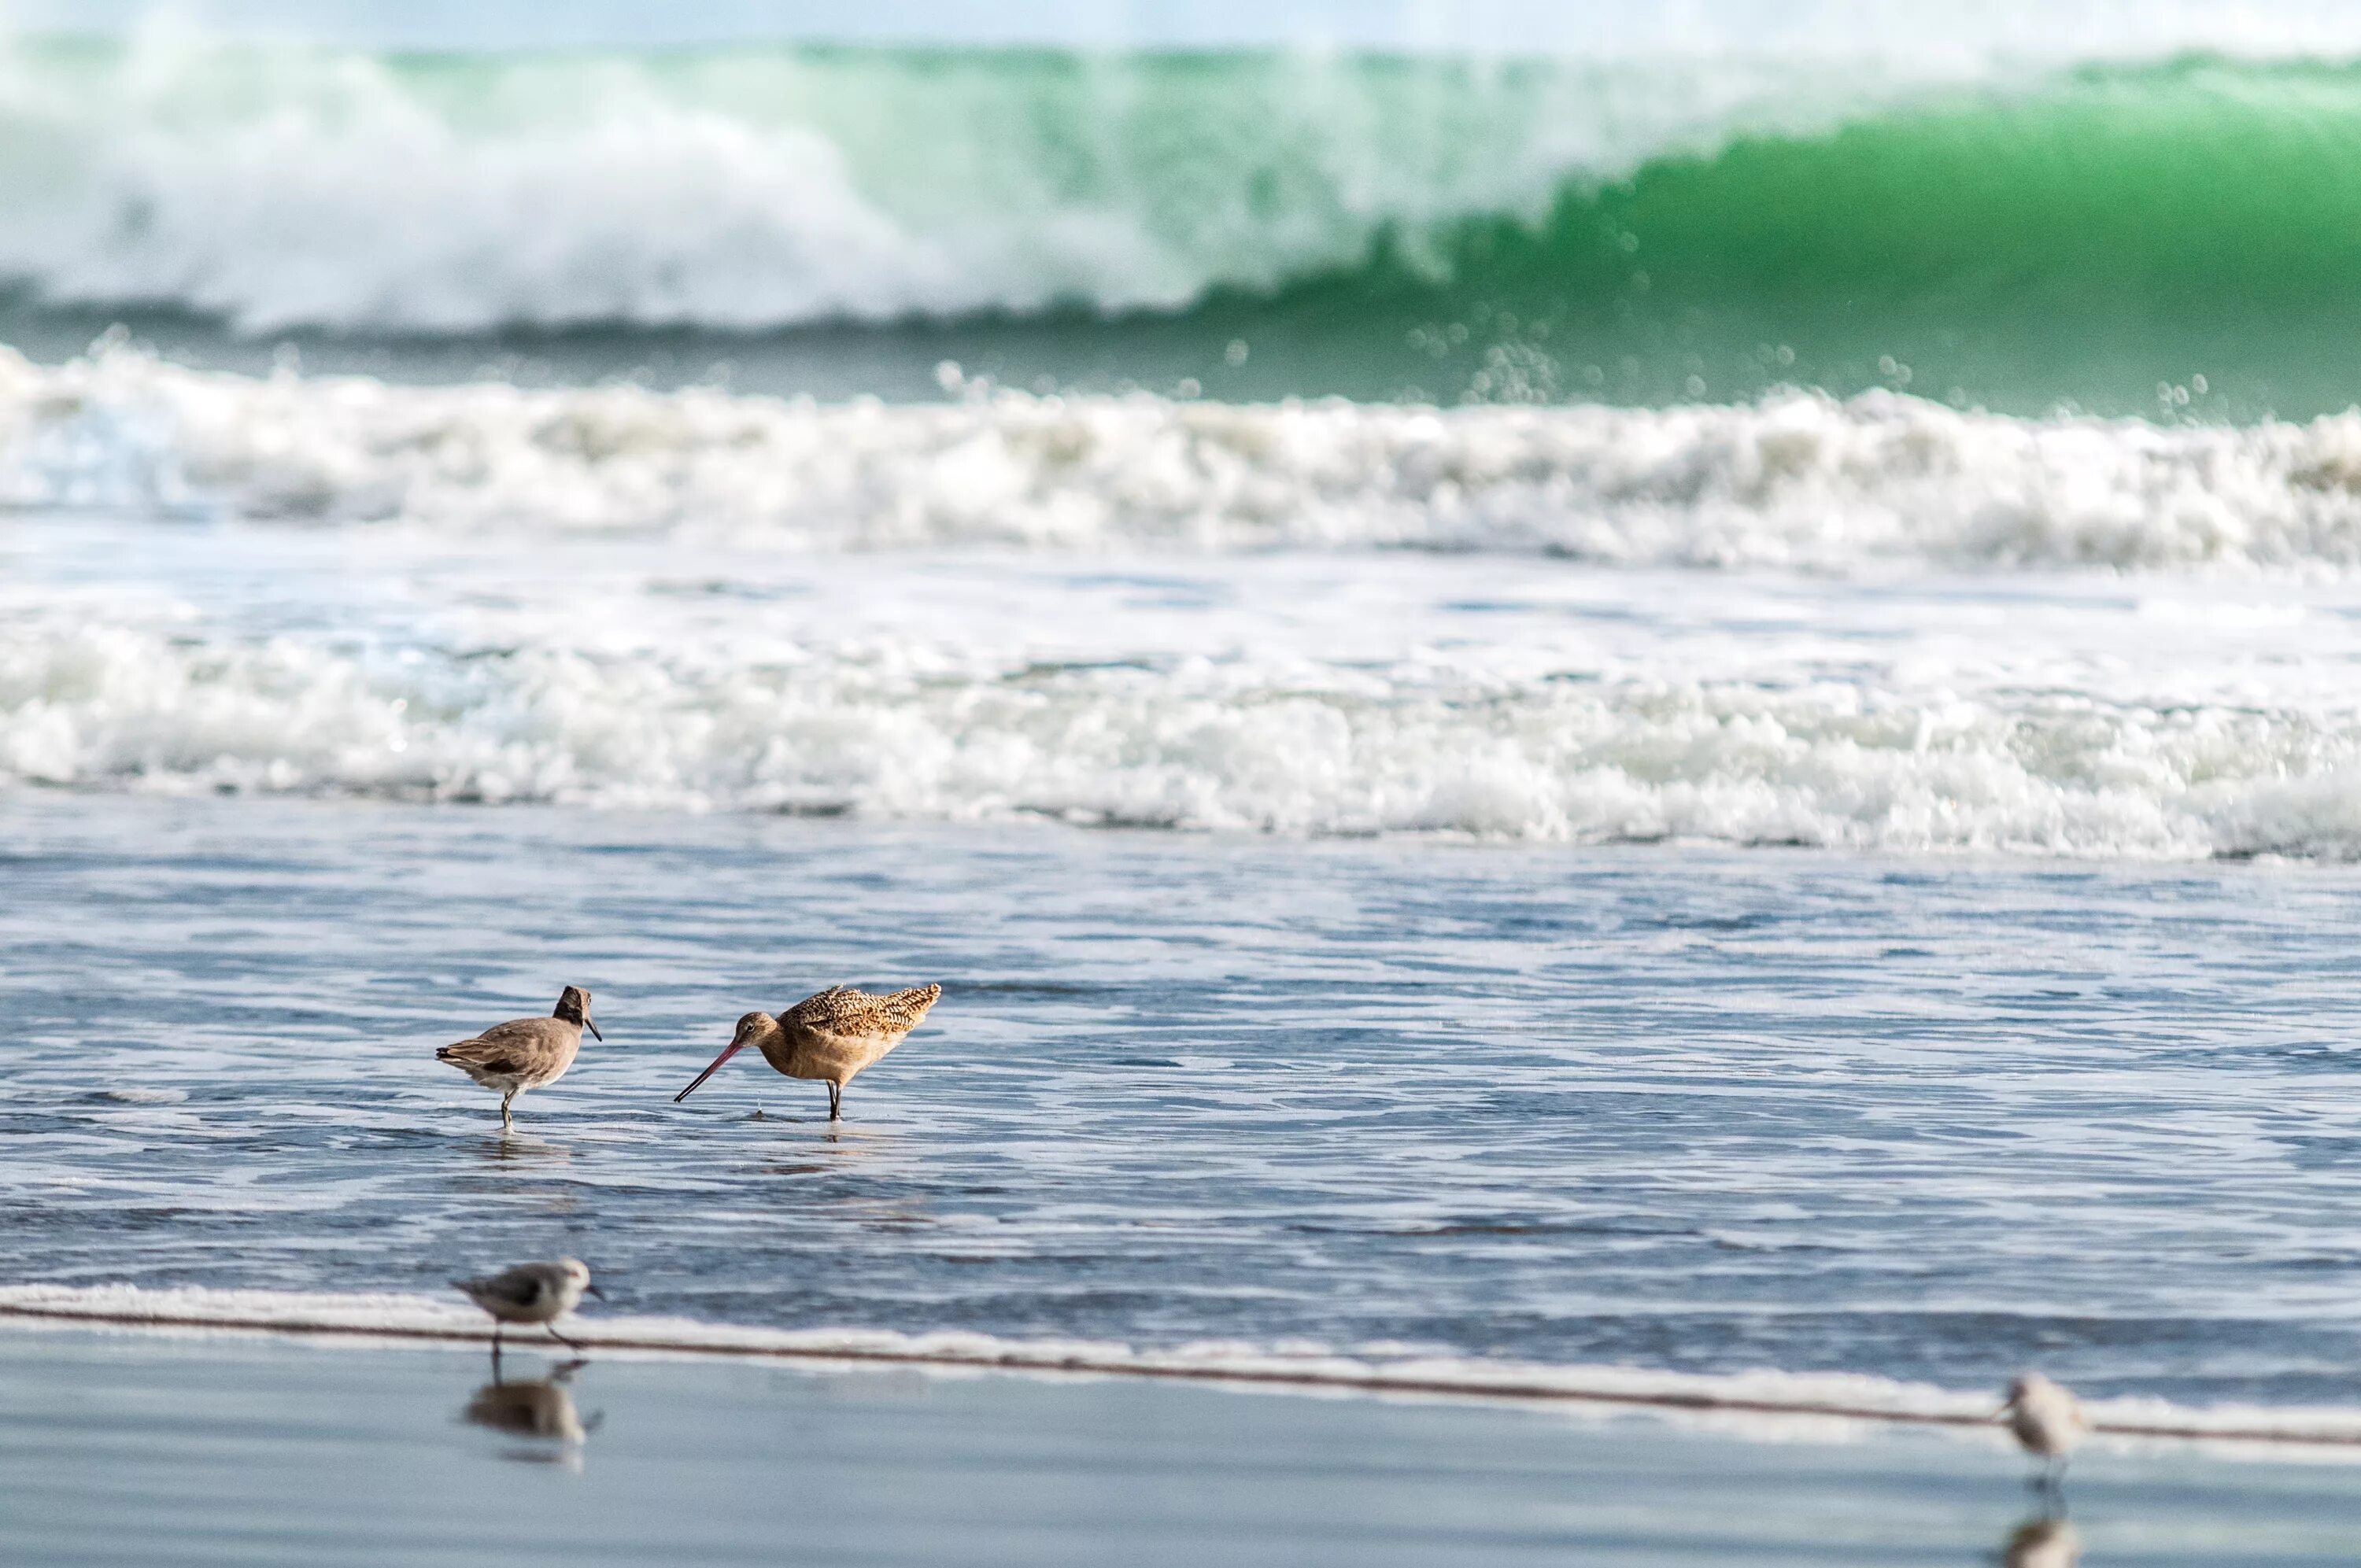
6,600,2361,858
14,345,2361,572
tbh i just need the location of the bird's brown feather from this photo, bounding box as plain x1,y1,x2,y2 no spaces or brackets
786,983,941,1036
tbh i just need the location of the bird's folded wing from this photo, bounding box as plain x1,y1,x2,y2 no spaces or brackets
438,1016,555,1068
468,1268,545,1309
436,1036,525,1074
789,983,942,1032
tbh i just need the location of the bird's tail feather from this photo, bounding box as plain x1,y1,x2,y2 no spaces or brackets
885,983,944,1027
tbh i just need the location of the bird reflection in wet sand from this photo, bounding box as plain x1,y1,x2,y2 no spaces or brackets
2000,1515,2082,1568
676,983,942,1120
464,1363,601,1463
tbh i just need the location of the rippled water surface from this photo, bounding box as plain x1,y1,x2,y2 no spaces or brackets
9,791,2361,1404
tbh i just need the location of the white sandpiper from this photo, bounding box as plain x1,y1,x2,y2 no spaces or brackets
2001,1372,2089,1489
452,1257,603,1354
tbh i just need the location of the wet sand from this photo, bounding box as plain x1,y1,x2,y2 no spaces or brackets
3,1327,2358,1566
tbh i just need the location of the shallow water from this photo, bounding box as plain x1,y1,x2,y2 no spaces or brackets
9,791,2361,1406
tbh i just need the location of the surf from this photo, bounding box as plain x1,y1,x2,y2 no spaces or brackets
8,41,2361,409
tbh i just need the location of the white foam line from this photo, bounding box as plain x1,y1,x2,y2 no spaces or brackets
6,1283,2360,1452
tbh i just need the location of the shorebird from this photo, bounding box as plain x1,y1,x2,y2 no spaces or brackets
674,983,942,1120
453,1257,602,1354
2001,1372,2089,1489
435,986,600,1131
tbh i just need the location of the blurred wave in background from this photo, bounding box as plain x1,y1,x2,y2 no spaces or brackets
1,3,2359,412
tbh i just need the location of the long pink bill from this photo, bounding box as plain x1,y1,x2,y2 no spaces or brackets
674,1039,745,1103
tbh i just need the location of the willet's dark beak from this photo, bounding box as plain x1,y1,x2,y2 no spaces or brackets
585,1018,603,1042
584,1282,607,1301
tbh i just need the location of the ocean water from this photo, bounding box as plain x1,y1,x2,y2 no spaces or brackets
12,791,2361,1413
12,0,2361,1481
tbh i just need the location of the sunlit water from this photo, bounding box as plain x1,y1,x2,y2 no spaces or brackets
9,789,2361,1405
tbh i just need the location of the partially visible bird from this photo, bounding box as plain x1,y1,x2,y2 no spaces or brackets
674,983,943,1120
2001,1372,2089,1488
453,1257,603,1354
436,986,600,1131
2001,1515,2082,1568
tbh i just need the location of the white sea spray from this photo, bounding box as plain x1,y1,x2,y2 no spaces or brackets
16,346,2361,570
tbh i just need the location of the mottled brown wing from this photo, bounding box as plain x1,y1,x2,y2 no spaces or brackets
784,985,863,1028
874,983,943,1032
786,983,941,1035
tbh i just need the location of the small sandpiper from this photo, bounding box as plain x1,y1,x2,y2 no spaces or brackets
453,1257,603,1354
2001,1372,2089,1490
675,983,941,1120
436,986,600,1131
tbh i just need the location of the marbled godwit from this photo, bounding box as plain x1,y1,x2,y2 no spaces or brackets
453,1257,602,1354
2001,1372,2089,1489
674,983,942,1120
435,986,600,1131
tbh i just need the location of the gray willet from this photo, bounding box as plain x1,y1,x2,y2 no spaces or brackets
453,1257,602,1356
674,983,942,1120
436,986,600,1131
2001,1372,2088,1492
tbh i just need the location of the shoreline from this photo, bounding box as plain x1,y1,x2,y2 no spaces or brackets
9,1286,2361,1456
9,1326,2361,1567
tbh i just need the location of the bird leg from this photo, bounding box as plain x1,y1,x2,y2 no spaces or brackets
546,1323,584,1354
827,1082,843,1120
2030,1459,2067,1506
500,1091,515,1131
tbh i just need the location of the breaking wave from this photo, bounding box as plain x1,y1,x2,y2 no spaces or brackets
8,602,2361,858
9,40,2361,411
0,35,1914,334
17,345,2361,570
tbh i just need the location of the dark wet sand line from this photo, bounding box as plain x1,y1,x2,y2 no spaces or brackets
6,1301,2356,1449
